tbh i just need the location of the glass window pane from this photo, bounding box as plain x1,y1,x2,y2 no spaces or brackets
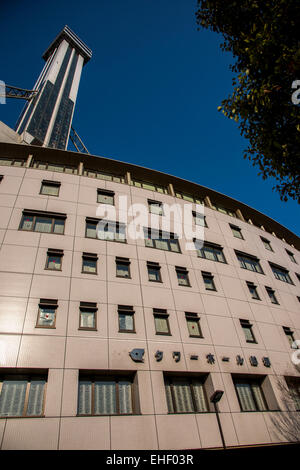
80,311,96,329
242,325,254,342
47,255,61,270
53,219,64,234
235,382,256,411
0,380,27,416
41,184,59,196
187,318,201,336
86,223,97,238
155,239,169,251
177,271,189,286
38,307,56,327
21,215,34,231
170,239,180,252
94,381,116,414
154,316,169,334
116,263,130,277
78,380,92,415
148,267,160,281
35,217,52,233
119,313,134,331
98,193,114,205
251,383,267,411
119,381,132,414
172,380,194,413
204,247,216,261
83,259,97,273
192,381,207,412
26,380,45,416
165,382,174,413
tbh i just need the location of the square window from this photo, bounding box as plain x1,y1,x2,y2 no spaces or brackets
148,200,164,216
118,306,135,333
240,319,257,343
78,373,135,416
0,372,47,417
45,249,63,271
153,309,170,335
286,250,297,264
230,224,244,239
79,302,97,330
176,267,190,286
147,262,162,282
36,299,58,328
202,272,216,291
283,326,297,349
82,253,98,274
236,251,263,274
192,211,207,227
116,258,131,278
265,286,279,304
97,189,115,205
261,237,273,251
233,376,268,411
20,211,66,234
40,180,61,196
164,375,209,413
185,313,202,338
269,263,293,284
246,281,260,300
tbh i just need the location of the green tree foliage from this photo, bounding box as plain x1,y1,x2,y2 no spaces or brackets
196,0,300,202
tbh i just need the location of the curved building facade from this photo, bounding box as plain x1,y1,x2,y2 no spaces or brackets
0,140,299,450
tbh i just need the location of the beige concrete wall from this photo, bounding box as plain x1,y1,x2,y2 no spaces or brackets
0,164,299,449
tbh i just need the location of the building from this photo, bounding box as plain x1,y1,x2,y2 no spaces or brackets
0,138,299,450
15,26,92,150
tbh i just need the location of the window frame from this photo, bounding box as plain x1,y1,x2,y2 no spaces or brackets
269,262,294,285
201,271,216,291
79,302,98,331
144,228,181,253
195,241,227,263
85,217,127,243
147,261,162,283
233,376,268,412
192,211,207,227
260,237,273,252
45,248,63,271
265,286,279,305
246,281,261,300
0,372,47,418
230,224,244,239
175,266,191,287
148,199,164,216
19,210,66,235
82,252,98,275
185,312,203,338
77,373,136,416
235,250,264,274
286,249,297,264
116,257,131,279
40,180,61,197
153,309,171,336
283,326,297,349
118,305,135,333
36,299,58,329
164,374,209,414
240,319,257,344
97,189,115,205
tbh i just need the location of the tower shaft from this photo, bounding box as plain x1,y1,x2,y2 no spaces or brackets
16,26,92,150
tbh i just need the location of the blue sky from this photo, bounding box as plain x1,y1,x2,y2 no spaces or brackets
1,0,299,236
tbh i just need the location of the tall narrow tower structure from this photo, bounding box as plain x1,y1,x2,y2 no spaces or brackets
15,25,92,150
